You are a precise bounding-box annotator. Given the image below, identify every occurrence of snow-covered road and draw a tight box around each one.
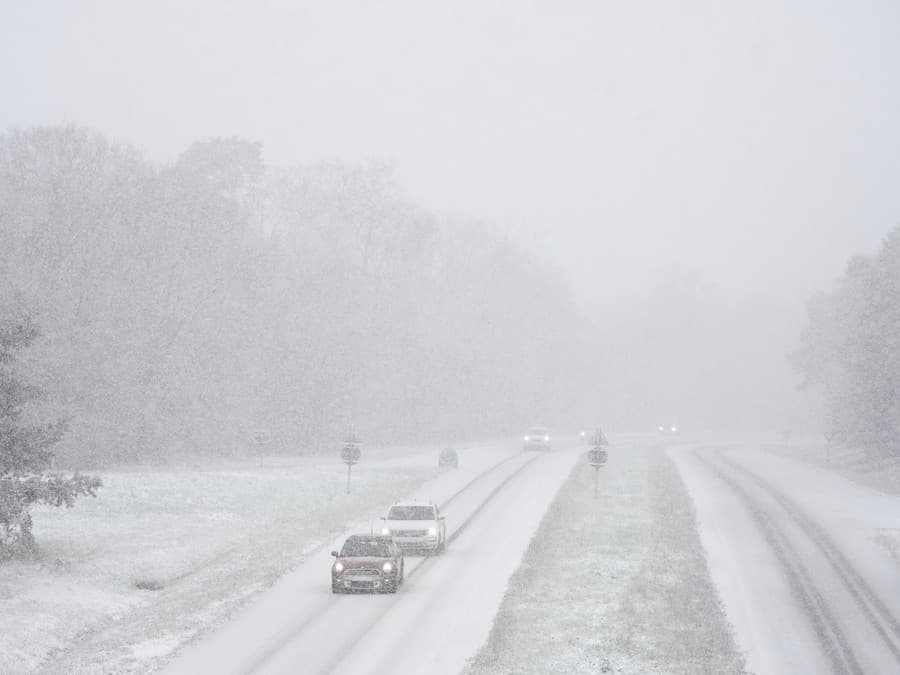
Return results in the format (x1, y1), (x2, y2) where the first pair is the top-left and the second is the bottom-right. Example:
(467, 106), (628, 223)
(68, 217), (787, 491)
(672, 444), (900, 674)
(166, 442), (580, 675)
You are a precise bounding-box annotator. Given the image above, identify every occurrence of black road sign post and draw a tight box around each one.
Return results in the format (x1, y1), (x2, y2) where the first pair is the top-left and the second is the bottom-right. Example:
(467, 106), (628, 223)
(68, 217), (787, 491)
(253, 428), (270, 468)
(341, 427), (361, 494)
(587, 428), (609, 499)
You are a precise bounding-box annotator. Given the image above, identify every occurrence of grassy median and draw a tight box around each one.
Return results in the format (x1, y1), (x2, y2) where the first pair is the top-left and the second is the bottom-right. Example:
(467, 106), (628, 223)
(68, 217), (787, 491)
(466, 438), (746, 675)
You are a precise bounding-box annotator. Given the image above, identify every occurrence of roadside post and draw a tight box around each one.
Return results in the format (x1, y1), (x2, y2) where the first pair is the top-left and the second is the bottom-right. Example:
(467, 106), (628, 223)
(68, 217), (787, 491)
(253, 428), (270, 468)
(587, 428), (609, 499)
(341, 427), (361, 494)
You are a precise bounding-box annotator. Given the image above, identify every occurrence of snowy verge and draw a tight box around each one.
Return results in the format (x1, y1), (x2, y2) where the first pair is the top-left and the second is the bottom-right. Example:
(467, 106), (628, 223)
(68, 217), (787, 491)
(759, 438), (900, 496)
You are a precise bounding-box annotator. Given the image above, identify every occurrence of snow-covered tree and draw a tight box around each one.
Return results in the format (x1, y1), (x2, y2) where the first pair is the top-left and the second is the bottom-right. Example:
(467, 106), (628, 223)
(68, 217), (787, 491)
(0, 315), (101, 558)
(794, 225), (900, 456)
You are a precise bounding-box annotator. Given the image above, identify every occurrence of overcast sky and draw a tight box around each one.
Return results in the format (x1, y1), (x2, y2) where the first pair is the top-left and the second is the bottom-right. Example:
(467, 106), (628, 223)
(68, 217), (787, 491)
(3, 0), (899, 310)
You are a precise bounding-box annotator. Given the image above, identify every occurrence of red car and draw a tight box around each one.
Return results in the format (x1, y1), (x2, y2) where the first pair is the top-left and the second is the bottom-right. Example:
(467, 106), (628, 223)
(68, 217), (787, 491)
(331, 534), (405, 593)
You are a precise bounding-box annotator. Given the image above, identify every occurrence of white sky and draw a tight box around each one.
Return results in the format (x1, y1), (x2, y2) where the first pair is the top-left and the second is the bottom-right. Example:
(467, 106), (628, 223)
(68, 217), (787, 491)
(3, 0), (899, 309)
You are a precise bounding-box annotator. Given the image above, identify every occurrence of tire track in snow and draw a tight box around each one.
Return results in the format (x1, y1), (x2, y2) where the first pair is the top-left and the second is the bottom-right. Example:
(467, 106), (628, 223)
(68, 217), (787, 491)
(695, 450), (864, 675)
(312, 450), (546, 675)
(714, 451), (900, 665)
(239, 449), (543, 674)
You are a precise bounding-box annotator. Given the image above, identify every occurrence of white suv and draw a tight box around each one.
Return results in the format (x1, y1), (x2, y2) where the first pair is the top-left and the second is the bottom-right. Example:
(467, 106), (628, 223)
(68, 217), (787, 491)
(379, 501), (446, 554)
(523, 426), (551, 450)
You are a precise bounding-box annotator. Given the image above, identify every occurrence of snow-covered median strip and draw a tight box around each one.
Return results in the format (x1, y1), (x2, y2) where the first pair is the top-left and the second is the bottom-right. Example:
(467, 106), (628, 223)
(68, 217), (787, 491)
(467, 436), (745, 675)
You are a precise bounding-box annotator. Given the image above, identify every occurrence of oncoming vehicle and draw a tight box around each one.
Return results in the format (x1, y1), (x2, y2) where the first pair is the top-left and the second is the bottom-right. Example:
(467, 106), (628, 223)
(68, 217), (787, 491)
(438, 447), (458, 469)
(523, 426), (551, 450)
(380, 501), (446, 554)
(658, 424), (680, 435)
(331, 534), (404, 593)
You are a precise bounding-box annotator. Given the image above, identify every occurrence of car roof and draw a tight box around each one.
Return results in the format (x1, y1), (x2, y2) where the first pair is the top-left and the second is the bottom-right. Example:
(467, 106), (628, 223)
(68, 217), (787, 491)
(346, 534), (393, 542)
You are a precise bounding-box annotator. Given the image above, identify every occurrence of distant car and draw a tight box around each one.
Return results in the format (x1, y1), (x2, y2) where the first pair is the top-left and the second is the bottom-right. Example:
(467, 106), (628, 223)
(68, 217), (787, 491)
(438, 447), (458, 469)
(658, 424), (680, 435)
(331, 534), (404, 593)
(379, 501), (446, 554)
(523, 426), (551, 450)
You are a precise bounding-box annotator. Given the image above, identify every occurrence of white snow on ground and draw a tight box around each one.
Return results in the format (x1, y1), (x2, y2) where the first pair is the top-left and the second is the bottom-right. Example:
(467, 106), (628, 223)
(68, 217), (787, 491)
(0, 442), (513, 674)
(671, 443), (900, 675)
(670, 445), (828, 674)
(166, 444), (581, 675)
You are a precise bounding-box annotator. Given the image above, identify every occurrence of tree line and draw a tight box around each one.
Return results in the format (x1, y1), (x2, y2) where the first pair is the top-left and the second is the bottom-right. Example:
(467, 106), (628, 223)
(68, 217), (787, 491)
(794, 225), (900, 456)
(0, 125), (585, 467)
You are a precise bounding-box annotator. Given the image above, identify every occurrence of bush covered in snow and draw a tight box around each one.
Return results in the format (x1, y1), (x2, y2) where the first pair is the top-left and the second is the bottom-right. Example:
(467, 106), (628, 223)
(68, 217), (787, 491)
(0, 315), (100, 558)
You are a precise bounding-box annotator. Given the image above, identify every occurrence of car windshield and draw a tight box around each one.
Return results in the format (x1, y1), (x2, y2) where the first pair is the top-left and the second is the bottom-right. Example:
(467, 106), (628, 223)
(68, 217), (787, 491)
(528, 428), (547, 436)
(340, 538), (392, 557)
(387, 506), (435, 520)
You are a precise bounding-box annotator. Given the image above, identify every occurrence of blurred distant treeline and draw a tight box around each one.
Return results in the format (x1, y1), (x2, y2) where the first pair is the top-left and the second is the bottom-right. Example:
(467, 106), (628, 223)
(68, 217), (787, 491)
(794, 226), (900, 456)
(0, 126), (584, 465)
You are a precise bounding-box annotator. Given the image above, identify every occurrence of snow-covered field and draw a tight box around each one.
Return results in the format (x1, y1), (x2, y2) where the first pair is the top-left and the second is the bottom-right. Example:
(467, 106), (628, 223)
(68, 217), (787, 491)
(0, 445), (463, 674)
(466, 434), (746, 675)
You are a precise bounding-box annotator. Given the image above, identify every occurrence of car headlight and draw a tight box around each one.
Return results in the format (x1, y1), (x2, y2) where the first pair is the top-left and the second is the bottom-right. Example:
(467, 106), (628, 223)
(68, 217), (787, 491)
(523, 436), (529, 441)
(333, 562), (344, 573)
(380, 527), (391, 535)
(671, 426), (678, 432)
(427, 527), (437, 536)
(382, 561), (393, 572)
(544, 435), (550, 442)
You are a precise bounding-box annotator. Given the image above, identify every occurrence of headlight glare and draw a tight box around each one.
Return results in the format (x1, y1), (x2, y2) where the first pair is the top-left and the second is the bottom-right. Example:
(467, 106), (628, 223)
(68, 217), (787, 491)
(382, 561), (393, 572)
(427, 527), (437, 536)
(334, 562), (344, 573)
(381, 527), (391, 535)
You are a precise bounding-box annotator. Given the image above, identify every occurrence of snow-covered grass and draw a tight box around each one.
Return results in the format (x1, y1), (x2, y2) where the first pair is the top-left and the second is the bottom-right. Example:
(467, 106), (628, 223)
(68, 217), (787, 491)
(764, 438), (900, 496)
(466, 437), (746, 675)
(0, 451), (441, 674)
(753, 438), (900, 567)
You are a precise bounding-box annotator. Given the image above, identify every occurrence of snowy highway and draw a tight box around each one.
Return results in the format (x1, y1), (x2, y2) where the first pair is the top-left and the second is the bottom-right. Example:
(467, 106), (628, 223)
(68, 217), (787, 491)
(166, 441), (581, 675)
(672, 444), (900, 675)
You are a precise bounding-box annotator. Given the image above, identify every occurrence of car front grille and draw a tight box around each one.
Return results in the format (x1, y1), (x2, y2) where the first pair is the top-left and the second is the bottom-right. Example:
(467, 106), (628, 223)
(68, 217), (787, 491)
(395, 530), (429, 537)
(346, 569), (381, 577)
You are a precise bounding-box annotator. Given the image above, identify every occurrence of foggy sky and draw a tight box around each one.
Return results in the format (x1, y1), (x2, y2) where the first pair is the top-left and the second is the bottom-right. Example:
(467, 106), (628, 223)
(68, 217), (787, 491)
(3, 0), (900, 310)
